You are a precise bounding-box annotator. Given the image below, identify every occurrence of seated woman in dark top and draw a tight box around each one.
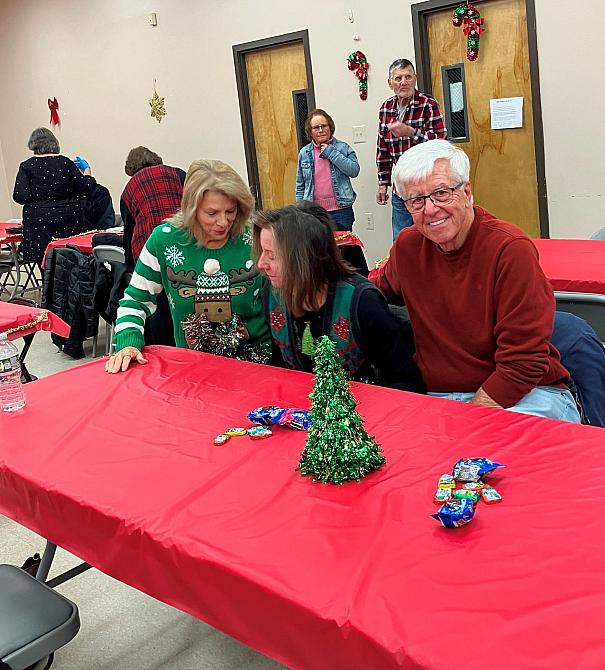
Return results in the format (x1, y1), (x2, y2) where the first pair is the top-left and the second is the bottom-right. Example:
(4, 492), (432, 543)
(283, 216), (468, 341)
(252, 203), (424, 392)
(73, 156), (115, 230)
(13, 128), (99, 265)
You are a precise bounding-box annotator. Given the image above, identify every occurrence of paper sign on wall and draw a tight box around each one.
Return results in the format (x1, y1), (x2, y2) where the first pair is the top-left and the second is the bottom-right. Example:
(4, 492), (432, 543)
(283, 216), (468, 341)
(490, 97), (523, 130)
(449, 82), (464, 113)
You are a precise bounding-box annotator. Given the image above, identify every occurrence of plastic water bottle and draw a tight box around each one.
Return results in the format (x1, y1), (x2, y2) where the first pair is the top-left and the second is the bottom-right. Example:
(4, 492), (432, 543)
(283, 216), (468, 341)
(0, 332), (26, 412)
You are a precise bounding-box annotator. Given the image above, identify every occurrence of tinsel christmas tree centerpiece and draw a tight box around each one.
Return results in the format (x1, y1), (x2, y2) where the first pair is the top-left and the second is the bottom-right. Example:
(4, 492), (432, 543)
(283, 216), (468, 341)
(298, 336), (385, 484)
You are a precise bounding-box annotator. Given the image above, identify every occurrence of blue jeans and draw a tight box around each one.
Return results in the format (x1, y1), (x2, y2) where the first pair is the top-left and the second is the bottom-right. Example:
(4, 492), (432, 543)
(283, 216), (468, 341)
(329, 206), (355, 232)
(428, 386), (581, 423)
(392, 193), (413, 240)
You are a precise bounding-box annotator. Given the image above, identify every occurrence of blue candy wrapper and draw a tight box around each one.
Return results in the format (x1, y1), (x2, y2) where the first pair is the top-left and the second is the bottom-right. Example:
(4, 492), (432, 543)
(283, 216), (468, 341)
(452, 457), (504, 482)
(247, 406), (311, 431)
(432, 498), (476, 528)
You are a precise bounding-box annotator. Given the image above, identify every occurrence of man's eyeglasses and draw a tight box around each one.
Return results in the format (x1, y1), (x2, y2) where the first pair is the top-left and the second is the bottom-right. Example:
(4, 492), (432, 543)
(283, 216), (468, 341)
(311, 124), (330, 131)
(403, 182), (465, 213)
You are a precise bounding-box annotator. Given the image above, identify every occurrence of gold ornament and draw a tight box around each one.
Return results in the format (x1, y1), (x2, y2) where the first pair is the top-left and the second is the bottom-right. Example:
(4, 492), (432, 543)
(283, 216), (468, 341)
(149, 79), (166, 123)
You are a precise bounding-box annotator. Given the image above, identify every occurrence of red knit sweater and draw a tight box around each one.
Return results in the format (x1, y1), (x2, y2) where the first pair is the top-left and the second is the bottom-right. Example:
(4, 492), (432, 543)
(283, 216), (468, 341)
(375, 207), (569, 407)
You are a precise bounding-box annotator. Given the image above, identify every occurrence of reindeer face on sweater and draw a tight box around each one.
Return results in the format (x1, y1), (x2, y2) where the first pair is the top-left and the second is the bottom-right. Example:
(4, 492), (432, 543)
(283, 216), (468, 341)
(167, 259), (259, 326)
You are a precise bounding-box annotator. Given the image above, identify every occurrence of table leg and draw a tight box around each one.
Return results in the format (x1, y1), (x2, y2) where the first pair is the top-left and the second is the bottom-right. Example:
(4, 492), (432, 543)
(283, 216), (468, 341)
(19, 333), (36, 383)
(8, 244), (21, 300)
(35, 540), (92, 586)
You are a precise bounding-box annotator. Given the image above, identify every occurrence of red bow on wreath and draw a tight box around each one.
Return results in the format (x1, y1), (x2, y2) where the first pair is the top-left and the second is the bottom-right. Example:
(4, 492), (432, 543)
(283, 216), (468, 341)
(452, 2), (485, 61)
(48, 98), (60, 127)
(347, 51), (369, 100)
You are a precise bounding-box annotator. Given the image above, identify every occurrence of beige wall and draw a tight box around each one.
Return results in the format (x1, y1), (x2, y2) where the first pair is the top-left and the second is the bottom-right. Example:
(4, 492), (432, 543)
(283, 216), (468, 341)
(0, 0), (603, 263)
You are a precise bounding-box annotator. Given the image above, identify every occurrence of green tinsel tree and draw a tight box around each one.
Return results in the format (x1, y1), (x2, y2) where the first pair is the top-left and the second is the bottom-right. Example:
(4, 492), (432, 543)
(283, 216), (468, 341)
(298, 336), (385, 484)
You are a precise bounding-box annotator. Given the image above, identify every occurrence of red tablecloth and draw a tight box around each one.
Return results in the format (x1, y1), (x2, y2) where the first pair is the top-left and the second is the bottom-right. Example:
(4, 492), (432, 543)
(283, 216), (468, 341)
(333, 231), (364, 247)
(369, 239), (605, 294)
(44, 232), (98, 258)
(532, 238), (605, 294)
(0, 301), (70, 340)
(0, 222), (22, 245)
(1, 347), (604, 669)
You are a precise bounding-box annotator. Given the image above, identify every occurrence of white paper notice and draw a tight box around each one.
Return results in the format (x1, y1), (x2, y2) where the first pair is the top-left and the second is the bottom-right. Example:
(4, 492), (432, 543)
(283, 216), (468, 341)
(449, 82), (464, 113)
(490, 96), (523, 130)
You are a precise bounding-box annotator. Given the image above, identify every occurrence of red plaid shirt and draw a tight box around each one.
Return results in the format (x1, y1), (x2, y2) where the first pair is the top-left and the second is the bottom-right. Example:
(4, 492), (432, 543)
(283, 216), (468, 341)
(376, 91), (447, 187)
(121, 165), (186, 262)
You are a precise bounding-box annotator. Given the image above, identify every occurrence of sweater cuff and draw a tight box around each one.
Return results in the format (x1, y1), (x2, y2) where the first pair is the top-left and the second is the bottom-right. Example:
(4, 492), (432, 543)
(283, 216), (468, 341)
(481, 373), (528, 409)
(114, 329), (145, 353)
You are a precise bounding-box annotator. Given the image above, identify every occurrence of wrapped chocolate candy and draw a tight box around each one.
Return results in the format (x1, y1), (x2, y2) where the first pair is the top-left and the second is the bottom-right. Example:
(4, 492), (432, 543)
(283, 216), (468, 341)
(247, 405), (312, 431)
(225, 427), (248, 436)
(462, 481), (486, 491)
(481, 486), (503, 504)
(452, 489), (480, 502)
(452, 457), (504, 482)
(438, 474), (456, 489)
(247, 426), (273, 440)
(433, 487), (452, 505)
(432, 498), (476, 528)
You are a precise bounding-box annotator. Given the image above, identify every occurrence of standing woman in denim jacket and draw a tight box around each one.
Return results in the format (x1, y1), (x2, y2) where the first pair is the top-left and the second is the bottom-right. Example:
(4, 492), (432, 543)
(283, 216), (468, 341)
(295, 109), (360, 231)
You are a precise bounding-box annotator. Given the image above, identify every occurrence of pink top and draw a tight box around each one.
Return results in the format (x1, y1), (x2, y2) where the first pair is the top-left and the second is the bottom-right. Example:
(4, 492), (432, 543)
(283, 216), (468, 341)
(312, 142), (338, 211)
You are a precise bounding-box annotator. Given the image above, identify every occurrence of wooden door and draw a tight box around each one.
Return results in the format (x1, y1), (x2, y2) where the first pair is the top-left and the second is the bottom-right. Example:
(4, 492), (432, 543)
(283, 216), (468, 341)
(245, 43), (308, 209)
(426, 0), (540, 236)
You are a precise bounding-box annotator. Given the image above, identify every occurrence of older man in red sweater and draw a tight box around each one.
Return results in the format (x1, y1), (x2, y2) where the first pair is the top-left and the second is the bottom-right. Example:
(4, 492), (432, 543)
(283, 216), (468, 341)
(373, 139), (580, 422)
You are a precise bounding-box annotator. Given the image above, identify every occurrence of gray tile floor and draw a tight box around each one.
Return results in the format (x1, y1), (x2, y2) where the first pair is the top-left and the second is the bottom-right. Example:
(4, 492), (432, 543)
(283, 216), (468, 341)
(2, 331), (286, 670)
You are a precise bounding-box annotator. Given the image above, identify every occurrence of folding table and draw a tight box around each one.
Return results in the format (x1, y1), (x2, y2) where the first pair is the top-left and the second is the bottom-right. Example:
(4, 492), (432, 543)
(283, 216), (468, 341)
(1, 347), (604, 669)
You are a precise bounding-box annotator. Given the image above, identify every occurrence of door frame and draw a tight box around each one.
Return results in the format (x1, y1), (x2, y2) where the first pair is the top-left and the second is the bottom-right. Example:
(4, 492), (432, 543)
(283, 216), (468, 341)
(233, 30), (316, 209)
(411, 0), (549, 237)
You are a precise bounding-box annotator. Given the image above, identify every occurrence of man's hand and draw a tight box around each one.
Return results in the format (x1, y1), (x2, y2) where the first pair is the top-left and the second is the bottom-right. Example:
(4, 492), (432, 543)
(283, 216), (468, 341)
(388, 121), (416, 139)
(471, 387), (502, 409)
(376, 185), (389, 205)
(105, 347), (148, 374)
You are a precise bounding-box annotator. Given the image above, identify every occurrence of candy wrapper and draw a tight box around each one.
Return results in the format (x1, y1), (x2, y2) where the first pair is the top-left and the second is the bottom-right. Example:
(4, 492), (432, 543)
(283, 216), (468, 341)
(452, 489), (480, 502)
(247, 406), (312, 431)
(433, 487), (452, 504)
(481, 486), (503, 504)
(452, 457), (504, 482)
(438, 474), (456, 489)
(432, 498), (476, 528)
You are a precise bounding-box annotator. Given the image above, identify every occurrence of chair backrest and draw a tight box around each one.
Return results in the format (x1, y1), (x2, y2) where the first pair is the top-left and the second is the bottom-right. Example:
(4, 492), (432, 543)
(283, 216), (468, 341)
(590, 226), (605, 240)
(554, 292), (605, 342)
(552, 311), (605, 427)
(92, 245), (125, 264)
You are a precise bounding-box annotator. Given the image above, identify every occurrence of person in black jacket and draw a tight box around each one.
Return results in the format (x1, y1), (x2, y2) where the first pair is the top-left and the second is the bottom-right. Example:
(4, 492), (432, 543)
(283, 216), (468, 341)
(74, 156), (115, 230)
(252, 203), (424, 393)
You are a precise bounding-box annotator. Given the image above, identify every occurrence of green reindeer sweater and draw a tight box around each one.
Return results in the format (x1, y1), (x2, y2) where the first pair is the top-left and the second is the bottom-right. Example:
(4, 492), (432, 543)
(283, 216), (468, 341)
(114, 220), (269, 353)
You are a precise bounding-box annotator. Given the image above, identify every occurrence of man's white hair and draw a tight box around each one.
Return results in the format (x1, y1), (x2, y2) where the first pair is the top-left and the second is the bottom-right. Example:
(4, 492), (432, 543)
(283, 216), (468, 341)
(393, 139), (470, 197)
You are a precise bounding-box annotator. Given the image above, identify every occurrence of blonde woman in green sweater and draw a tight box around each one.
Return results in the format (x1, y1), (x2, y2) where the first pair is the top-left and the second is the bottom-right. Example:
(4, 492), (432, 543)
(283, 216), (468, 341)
(105, 159), (271, 373)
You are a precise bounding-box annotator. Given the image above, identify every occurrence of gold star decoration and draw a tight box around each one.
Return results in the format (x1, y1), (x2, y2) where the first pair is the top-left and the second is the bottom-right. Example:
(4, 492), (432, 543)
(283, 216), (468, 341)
(149, 80), (166, 123)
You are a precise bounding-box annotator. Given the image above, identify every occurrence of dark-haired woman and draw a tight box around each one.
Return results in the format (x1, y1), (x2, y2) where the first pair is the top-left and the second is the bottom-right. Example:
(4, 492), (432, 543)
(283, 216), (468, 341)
(253, 204), (424, 392)
(13, 127), (98, 264)
(295, 109), (359, 232)
(120, 146), (186, 266)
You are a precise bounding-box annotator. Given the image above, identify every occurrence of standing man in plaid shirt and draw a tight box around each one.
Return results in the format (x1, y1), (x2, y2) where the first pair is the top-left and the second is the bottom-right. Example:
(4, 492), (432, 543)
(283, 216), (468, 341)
(376, 59), (447, 239)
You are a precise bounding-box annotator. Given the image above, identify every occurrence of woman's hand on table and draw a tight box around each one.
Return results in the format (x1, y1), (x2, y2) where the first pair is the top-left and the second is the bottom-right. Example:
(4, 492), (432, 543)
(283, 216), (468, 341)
(105, 347), (148, 373)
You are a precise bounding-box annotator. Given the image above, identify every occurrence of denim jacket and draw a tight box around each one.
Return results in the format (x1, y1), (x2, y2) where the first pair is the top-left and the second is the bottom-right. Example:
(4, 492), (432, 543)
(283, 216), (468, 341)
(295, 138), (360, 207)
